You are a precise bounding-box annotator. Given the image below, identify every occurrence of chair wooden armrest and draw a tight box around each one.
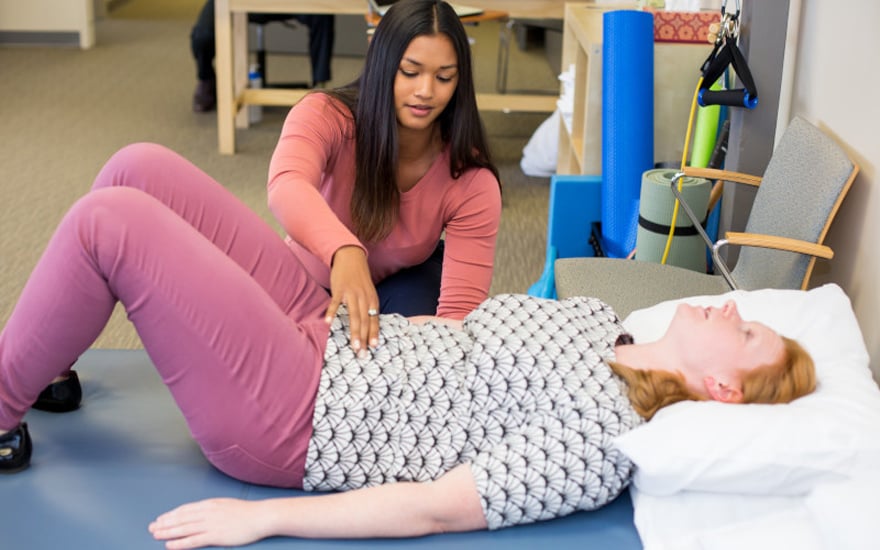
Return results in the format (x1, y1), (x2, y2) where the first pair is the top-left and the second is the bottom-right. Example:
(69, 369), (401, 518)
(711, 232), (835, 291)
(683, 166), (763, 187)
(681, 167), (762, 213)
(723, 232), (834, 259)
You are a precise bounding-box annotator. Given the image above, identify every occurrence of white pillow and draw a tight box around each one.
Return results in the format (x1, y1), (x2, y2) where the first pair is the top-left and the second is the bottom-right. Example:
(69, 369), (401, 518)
(613, 283), (880, 496)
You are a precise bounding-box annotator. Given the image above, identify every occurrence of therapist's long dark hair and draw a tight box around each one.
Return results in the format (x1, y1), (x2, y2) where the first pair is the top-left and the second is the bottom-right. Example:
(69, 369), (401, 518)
(324, 0), (499, 242)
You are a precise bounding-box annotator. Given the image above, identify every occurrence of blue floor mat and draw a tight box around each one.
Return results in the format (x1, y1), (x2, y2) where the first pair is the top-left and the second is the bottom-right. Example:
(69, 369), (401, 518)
(4, 349), (642, 549)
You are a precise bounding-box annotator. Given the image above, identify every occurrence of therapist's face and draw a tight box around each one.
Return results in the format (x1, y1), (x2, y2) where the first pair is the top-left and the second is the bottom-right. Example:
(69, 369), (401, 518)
(393, 34), (459, 132)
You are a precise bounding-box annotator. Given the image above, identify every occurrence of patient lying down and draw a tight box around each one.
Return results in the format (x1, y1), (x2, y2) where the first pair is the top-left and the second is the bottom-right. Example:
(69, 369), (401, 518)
(140, 297), (814, 549)
(4, 296), (813, 549)
(2, 288), (815, 548)
(1, 285), (815, 548)
(0, 224), (817, 549)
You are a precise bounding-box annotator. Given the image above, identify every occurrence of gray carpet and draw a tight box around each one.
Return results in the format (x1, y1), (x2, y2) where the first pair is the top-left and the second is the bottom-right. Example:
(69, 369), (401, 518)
(0, 12), (555, 349)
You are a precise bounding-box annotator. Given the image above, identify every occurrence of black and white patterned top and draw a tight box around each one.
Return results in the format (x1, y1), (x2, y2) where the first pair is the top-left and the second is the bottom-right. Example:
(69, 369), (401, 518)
(303, 294), (643, 529)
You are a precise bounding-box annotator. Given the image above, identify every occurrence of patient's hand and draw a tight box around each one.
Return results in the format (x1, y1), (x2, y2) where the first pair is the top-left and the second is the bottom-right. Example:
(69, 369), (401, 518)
(149, 498), (270, 549)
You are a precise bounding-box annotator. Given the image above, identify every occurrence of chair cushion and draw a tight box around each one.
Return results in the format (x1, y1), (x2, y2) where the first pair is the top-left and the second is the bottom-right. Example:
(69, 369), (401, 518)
(554, 257), (729, 318)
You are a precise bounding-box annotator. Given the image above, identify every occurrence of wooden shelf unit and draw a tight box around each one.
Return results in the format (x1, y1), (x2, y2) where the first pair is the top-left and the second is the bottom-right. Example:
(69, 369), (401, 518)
(557, 2), (713, 175)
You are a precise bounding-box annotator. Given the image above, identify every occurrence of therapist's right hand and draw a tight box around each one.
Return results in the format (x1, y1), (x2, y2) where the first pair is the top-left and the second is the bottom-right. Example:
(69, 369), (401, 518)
(325, 246), (380, 357)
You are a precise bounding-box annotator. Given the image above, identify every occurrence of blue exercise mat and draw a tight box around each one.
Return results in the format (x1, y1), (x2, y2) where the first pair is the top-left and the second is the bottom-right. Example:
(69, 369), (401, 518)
(6, 349), (643, 549)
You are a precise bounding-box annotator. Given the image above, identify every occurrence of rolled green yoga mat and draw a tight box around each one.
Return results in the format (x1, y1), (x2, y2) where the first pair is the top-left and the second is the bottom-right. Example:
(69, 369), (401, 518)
(636, 169), (711, 272)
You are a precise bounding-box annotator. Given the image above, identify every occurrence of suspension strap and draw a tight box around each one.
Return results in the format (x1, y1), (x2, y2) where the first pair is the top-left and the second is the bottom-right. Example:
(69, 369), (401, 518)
(698, 1), (758, 109)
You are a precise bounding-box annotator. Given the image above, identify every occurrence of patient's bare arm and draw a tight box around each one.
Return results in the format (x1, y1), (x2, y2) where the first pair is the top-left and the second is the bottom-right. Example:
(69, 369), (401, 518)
(149, 464), (486, 548)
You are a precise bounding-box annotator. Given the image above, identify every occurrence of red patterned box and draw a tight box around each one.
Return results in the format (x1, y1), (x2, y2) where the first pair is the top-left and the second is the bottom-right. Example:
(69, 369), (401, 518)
(651, 11), (720, 44)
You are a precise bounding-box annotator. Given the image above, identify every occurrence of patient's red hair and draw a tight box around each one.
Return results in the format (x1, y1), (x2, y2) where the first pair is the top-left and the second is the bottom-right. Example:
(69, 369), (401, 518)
(609, 336), (816, 420)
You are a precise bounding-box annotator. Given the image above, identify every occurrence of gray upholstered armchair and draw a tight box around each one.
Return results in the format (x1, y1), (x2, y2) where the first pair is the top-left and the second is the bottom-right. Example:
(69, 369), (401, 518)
(553, 116), (859, 318)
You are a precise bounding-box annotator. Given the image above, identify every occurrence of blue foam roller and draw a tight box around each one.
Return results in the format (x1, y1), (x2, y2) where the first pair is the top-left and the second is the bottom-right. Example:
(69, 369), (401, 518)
(601, 10), (654, 258)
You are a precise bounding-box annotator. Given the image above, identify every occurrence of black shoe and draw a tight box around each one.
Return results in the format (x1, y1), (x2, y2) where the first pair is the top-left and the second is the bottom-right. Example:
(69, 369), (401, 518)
(193, 79), (216, 112)
(32, 370), (82, 413)
(0, 423), (32, 473)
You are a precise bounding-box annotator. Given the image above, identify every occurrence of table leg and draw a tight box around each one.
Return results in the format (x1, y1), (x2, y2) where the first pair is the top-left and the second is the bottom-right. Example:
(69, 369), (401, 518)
(215, 0), (236, 154)
(233, 13), (250, 130)
(495, 17), (513, 94)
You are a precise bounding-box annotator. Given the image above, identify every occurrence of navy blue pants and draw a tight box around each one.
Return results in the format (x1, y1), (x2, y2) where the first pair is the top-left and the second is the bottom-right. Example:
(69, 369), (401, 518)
(376, 241), (444, 317)
(190, 0), (334, 85)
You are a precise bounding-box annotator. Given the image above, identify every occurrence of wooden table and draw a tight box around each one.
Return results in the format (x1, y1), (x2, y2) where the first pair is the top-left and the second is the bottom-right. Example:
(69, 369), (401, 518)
(215, 0), (566, 154)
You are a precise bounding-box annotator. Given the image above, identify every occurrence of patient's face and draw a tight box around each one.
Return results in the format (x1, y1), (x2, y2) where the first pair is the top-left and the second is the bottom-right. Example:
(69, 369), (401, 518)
(668, 300), (785, 383)
(393, 33), (459, 133)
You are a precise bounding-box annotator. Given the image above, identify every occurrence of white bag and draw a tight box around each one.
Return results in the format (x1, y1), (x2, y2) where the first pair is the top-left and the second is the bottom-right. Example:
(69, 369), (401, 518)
(520, 109), (560, 177)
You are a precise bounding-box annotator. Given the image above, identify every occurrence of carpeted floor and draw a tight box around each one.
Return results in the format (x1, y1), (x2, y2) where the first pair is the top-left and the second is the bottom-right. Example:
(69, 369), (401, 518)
(0, 4), (556, 349)
(106, 0), (204, 19)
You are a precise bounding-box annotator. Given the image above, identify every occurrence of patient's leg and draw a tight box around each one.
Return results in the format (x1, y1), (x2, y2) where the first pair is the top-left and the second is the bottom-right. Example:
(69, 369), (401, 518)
(92, 142), (307, 310)
(42, 143), (320, 409)
(0, 187), (328, 485)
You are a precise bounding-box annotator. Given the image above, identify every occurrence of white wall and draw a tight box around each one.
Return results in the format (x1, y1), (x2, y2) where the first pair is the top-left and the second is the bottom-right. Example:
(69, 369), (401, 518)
(791, 0), (879, 380)
(0, 0), (95, 48)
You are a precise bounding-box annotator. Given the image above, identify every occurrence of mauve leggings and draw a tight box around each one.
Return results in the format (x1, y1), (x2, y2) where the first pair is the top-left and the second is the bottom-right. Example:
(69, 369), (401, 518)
(0, 143), (332, 487)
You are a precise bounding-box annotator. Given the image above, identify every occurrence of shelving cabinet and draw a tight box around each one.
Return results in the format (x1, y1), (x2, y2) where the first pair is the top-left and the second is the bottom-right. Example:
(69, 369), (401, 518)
(557, 2), (713, 174)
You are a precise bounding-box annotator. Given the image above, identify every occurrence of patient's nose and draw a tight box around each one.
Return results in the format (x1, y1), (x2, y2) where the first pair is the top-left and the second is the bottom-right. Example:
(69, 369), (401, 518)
(722, 300), (741, 320)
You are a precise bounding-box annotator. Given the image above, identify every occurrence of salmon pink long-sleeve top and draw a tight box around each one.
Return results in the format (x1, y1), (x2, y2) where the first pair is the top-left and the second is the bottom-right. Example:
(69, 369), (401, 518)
(267, 93), (502, 319)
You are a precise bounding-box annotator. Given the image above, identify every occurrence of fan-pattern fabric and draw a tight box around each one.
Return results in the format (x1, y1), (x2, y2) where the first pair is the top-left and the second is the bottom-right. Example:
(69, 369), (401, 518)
(303, 295), (642, 528)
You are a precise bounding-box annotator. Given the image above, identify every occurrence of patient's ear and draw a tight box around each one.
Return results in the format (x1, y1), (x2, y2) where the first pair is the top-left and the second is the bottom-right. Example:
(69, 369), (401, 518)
(703, 376), (744, 403)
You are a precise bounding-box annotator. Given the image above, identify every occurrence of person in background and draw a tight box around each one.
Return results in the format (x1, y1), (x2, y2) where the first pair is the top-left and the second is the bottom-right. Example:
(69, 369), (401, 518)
(190, 0), (334, 112)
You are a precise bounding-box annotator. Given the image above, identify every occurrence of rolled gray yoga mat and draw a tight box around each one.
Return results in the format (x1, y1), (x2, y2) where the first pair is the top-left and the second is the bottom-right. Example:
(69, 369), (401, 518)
(635, 169), (711, 272)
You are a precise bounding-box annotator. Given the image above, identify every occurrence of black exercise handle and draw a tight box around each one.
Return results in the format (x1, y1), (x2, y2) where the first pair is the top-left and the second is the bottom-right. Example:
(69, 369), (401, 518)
(699, 37), (758, 110)
(699, 88), (758, 108)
